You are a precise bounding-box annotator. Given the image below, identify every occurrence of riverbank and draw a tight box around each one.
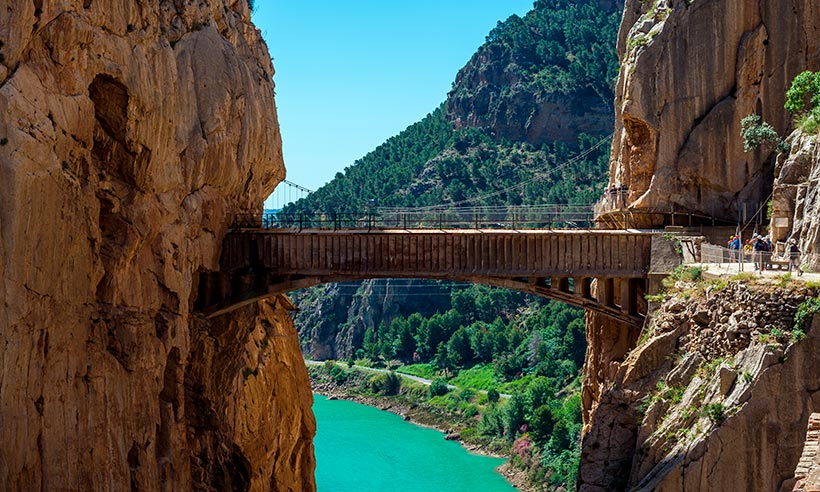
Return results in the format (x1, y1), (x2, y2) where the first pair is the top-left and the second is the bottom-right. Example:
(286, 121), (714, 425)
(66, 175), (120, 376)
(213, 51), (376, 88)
(308, 363), (539, 492)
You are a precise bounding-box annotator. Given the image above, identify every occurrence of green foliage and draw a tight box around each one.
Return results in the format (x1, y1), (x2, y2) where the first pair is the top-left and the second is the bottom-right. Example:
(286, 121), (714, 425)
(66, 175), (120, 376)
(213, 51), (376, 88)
(368, 371), (401, 395)
(323, 361), (348, 384)
(702, 402), (726, 424)
(796, 112), (820, 135)
(794, 297), (820, 332)
(396, 363), (435, 380)
(662, 265), (703, 289)
(448, 364), (496, 390)
(480, 0), (620, 107)
(740, 115), (788, 154)
(487, 388), (500, 403)
(429, 378), (450, 397)
(785, 71), (820, 117)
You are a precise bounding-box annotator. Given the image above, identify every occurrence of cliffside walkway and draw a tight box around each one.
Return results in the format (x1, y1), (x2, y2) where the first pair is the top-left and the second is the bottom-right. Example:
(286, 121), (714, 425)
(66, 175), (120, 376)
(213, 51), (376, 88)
(198, 210), (664, 326)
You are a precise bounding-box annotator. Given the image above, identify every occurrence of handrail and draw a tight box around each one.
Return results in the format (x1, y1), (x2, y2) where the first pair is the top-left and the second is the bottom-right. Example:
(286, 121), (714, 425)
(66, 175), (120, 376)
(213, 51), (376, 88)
(234, 204), (596, 230)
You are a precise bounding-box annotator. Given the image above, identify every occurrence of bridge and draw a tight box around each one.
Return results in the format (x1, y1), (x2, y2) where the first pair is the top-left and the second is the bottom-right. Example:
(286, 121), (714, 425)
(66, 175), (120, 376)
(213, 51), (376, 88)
(197, 209), (663, 326)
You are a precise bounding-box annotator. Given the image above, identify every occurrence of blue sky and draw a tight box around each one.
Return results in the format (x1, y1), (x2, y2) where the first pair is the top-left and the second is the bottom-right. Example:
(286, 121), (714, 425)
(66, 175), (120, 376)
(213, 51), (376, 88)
(253, 1), (534, 209)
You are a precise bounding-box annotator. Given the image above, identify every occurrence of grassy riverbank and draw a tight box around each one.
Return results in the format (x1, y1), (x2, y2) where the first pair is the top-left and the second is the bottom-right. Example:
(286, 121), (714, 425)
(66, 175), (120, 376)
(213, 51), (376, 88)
(308, 361), (581, 491)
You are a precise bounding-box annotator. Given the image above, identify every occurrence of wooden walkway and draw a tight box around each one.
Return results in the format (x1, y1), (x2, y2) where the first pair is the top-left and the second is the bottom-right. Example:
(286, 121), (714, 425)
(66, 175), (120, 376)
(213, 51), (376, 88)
(198, 229), (656, 325)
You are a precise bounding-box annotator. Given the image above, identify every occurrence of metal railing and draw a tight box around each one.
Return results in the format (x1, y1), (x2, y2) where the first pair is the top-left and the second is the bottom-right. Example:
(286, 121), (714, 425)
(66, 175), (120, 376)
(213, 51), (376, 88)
(233, 204), (596, 230)
(594, 188), (629, 217)
(697, 243), (815, 274)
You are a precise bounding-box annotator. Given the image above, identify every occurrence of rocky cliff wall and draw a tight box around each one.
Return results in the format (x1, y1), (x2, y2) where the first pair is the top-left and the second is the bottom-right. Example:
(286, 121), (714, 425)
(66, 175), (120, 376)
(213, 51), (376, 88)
(607, 0), (820, 225)
(0, 1), (314, 490)
(771, 131), (820, 271)
(581, 278), (819, 492)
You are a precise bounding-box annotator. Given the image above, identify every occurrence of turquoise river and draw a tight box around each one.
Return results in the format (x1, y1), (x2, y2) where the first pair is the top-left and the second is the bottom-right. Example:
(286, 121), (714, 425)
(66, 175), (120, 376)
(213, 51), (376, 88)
(313, 394), (517, 492)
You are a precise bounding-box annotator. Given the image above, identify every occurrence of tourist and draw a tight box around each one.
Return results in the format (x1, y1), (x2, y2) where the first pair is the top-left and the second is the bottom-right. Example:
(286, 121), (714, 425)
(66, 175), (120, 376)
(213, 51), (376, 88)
(727, 234), (741, 262)
(789, 238), (802, 276)
(753, 234), (768, 271)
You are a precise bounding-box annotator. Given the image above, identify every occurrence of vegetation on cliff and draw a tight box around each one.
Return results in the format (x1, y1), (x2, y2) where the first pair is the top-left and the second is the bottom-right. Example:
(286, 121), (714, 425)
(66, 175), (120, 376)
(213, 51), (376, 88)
(452, 0), (621, 110)
(786, 71), (820, 134)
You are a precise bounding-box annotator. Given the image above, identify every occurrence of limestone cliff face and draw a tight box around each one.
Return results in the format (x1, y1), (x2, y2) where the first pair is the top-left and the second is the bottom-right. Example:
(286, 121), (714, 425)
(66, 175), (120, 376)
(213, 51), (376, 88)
(607, 0), (820, 224)
(581, 280), (819, 491)
(0, 1), (314, 490)
(771, 131), (820, 271)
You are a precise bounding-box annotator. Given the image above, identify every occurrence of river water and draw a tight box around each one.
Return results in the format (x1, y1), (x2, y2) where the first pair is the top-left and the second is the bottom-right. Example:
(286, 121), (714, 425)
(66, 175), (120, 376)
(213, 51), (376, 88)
(313, 394), (517, 492)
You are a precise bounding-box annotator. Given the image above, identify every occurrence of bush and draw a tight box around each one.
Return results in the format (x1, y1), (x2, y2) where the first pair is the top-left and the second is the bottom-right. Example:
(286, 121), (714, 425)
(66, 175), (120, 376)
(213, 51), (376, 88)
(429, 378), (450, 397)
(740, 115), (788, 153)
(703, 402), (726, 424)
(794, 297), (820, 332)
(368, 372), (401, 395)
(487, 388), (500, 403)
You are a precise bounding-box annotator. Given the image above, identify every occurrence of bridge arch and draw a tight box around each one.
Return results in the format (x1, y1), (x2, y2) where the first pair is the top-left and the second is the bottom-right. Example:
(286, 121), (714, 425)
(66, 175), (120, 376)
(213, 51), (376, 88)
(197, 229), (654, 326)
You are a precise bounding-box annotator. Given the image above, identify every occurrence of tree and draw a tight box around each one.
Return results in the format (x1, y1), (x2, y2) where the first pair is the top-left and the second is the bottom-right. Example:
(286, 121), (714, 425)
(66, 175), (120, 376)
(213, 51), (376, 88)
(785, 71), (820, 115)
(446, 327), (473, 367)
(786, 71), (820, 134)
(530, 404), (556, 444)
(740, 115), (788, 154)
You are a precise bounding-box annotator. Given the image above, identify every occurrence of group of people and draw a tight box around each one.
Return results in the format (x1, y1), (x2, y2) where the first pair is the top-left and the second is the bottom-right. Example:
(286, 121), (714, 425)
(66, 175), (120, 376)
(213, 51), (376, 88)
(726, 233), (802, 275)
(600, 184), (629, 210)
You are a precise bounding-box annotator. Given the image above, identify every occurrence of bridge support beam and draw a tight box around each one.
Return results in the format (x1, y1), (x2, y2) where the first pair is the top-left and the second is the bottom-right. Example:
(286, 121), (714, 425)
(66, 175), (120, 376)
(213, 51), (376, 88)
(621, 278), (638, 316)
(551, 277), (569, 293)
(574, 277), (592, 299)
(598, 278), (615, 308)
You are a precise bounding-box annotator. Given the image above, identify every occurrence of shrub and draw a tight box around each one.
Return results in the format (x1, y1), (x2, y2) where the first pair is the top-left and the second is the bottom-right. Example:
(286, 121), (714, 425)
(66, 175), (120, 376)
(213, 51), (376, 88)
(794, 297), (820, 332)
(740, 115), (788, 153)
(487, 388), (500, 403)
(429, 378), (450, 397)
(786, 71), (820, 115)
(368, 371), (401, 395)
(703, 402), (726, 424)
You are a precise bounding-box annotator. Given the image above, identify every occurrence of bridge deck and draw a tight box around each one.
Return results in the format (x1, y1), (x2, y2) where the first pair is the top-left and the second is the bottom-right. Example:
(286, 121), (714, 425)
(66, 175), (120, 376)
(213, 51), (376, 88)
(221, 228), (652, 279)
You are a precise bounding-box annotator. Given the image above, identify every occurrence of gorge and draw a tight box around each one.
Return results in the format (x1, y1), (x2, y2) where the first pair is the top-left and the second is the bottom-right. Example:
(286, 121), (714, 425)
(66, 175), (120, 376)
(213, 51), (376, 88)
(4, 1), (820, 492)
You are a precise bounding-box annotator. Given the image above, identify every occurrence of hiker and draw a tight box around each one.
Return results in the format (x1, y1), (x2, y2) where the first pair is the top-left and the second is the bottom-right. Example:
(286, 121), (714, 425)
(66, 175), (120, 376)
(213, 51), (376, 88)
(727, 234), (741, 262)
(753, 234), (768, 271)
(763, 235), (773, 270)
(788, 238), (802, 276)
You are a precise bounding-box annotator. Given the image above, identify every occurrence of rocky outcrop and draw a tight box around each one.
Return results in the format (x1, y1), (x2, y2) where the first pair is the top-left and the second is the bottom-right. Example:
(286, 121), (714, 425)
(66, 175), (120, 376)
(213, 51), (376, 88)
(445, 0), (623, 146)
(581, 277), (819, 492)
(446, 46), (613, 146)
(771, 131), (820, 271)
(0, 1), (314, 491)
(606, 0), (820, 225)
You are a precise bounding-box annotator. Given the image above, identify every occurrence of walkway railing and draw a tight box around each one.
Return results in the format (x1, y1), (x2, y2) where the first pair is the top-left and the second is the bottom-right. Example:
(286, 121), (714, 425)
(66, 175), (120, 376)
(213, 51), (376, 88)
(234, 205), (596, 230)
(697, 243), (817, 274)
